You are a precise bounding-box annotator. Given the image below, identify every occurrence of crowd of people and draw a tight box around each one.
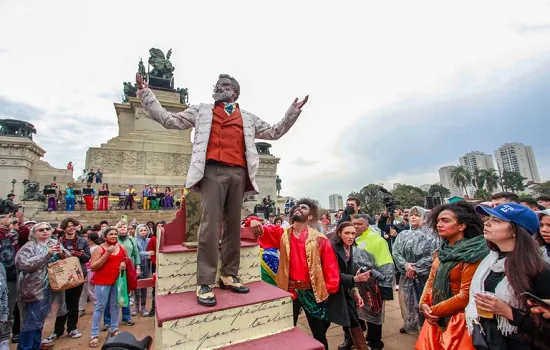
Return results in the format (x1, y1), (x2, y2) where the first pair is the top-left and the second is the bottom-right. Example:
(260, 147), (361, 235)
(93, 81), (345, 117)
(38, 182), (178, 212)
(0, 213), (162, 349)
(244, 193), (550, 350)
(2, 190), (550, 349)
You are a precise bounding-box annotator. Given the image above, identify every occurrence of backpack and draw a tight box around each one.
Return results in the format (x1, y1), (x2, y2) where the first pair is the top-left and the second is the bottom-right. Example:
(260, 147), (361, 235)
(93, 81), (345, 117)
(0, 237), (16, 281)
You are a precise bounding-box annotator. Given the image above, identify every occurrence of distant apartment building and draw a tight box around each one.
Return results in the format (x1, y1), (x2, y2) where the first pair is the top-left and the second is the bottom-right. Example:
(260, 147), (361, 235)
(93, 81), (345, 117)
(439, 166), (463, 197)
(495, 143), (541, 183)
(459, 151), (495, 173)
(329, 194), (344, 211)
(459, 151), (495, 194)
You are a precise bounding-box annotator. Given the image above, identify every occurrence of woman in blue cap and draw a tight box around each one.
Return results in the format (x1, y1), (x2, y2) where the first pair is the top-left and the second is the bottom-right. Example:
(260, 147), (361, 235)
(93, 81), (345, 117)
(466, 203), (550, 349)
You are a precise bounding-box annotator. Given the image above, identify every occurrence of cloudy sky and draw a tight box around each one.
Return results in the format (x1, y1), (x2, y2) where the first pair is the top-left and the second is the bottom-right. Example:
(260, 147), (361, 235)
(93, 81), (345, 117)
(1, 0), (549, 207)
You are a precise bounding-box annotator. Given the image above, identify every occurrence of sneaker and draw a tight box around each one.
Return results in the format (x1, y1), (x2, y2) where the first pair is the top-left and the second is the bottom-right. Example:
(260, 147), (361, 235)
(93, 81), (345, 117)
(101, 325), (110, 332)
(142, 310), (150, 317)
(131, 310), (138, 317)
(69, 329), (82, 339)
(10, 334), (19, 344)
(121, 319), (135, 326)
(41, 333), (59, 344)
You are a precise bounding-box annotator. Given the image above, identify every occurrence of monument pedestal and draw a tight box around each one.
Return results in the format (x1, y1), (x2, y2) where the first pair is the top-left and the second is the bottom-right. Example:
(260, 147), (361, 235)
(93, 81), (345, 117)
(153, 197), (323, 349)
(85, 89), (192, 186)
(0, 134), (45, 199)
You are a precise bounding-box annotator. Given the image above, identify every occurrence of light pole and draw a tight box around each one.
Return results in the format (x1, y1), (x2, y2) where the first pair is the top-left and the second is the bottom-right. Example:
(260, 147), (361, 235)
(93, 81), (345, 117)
(11, 179), (16, 194)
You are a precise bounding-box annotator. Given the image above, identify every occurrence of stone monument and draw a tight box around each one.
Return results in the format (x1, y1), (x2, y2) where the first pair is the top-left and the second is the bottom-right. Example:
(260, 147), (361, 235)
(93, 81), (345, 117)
(0, 119), (72, 200)
(86, 49), (192, 186)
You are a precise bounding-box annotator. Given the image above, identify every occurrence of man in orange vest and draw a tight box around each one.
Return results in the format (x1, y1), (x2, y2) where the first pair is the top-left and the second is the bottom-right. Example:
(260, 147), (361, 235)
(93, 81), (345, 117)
(137, 73), (308, 306)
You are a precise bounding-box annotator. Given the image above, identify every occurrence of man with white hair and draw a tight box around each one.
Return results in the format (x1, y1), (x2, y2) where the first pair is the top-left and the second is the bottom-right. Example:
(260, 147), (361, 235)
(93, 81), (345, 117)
(137, 73), (308, 306)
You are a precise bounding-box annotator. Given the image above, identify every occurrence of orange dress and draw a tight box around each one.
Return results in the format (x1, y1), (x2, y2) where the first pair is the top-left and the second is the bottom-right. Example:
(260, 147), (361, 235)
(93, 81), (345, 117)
(415, 253), (481, 350)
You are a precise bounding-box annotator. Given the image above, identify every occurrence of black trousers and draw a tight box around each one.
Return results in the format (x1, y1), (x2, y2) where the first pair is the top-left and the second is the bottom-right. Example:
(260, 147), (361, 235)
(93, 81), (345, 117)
(293, 298), (331, 350)
(344, 319), (384, 348)
(54, 284), (84, 335)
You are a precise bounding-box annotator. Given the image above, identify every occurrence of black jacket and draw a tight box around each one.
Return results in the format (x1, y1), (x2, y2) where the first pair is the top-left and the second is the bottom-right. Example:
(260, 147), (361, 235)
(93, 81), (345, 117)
(327, 241), (357, 328)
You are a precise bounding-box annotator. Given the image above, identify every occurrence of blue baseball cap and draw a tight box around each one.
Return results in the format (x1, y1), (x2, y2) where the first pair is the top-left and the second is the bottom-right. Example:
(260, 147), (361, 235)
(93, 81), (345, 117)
(475, 203), (540, 235)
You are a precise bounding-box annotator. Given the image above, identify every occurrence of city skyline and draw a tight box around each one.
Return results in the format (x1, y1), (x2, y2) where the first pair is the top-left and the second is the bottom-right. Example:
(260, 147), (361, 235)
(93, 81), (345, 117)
(438, 142), (543, 197)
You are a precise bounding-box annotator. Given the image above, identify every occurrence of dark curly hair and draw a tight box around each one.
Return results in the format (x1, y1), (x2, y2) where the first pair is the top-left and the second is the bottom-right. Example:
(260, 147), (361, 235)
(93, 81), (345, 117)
(428, 201), (483, 239)
(292, 198), (320, 222)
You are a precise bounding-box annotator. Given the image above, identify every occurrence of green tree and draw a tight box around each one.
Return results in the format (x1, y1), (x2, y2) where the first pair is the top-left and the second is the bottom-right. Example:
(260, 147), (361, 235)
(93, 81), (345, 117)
(480, 168), (500, 193)
(348, 184), (385, 216)
(502, 171), (527, 193)
(470, 168), (485, 191)
(428, 184), (451, 198)
(450, 166), (471, 197)
(392, 184), (427, 208)
(473, 188), (490, 200)
(531, 181), (550, 197)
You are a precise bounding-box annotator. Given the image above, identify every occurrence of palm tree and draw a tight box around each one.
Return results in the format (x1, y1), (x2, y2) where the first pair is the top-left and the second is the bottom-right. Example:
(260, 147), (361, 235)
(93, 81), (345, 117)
(451, 166), (471, 197)
(480, 168), (500, 193)
(471, 168), (486, 191)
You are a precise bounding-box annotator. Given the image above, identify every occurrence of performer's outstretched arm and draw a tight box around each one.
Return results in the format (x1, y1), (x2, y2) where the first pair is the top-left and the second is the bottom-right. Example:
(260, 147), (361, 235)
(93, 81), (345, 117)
(136, 73), (198, 130)
(252, 96), (309, 140)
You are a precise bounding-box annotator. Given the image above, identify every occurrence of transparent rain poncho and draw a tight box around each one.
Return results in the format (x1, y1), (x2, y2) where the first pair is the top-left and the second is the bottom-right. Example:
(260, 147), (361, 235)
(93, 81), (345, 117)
(15, 228), (68, 334)
(391, 206), (439, 333)
(353, 247), (394, 325)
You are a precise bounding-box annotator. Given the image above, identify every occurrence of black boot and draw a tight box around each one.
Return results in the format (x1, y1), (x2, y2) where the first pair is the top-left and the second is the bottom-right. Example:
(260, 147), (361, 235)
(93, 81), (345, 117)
(338, 328), (353, 350)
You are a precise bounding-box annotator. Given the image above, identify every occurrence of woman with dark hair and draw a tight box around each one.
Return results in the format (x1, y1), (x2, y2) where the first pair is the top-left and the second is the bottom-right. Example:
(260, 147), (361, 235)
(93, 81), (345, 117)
(392, 206), (439, 334)
(98, 183), (109, 211)
(89, 227), (127, 347)
(535, 209), (550, 264)
(416, 202), (489, 350)
(163, 187), (173, 209)
(331, 222), (369, 350)
(465, 204), (550, 349)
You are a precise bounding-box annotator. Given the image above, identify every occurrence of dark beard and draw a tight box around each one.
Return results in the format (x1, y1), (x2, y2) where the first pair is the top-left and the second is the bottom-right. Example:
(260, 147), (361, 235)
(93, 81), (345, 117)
(291, 215), (307, 223)
(212, 90), (235, 103)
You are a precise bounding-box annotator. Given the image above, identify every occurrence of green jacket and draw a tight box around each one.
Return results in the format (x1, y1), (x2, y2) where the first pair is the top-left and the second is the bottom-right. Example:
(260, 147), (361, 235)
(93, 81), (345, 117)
(118, 236), (140, 267)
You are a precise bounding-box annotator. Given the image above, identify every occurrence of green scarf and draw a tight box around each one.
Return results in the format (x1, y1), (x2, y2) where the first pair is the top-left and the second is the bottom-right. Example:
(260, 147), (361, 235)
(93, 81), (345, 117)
(432, 235), (488, 329)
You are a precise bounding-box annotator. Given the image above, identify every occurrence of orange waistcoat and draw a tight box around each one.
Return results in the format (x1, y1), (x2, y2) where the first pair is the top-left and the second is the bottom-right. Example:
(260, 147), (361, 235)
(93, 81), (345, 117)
(205, 104), (246, 168)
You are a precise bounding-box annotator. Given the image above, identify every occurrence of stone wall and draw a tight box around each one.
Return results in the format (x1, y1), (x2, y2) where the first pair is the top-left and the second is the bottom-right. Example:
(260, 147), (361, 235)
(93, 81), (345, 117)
(0, 135), (45, 199)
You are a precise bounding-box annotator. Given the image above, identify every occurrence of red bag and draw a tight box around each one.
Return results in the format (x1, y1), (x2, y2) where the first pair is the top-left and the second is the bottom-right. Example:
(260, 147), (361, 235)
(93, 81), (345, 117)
(123, 256), (137, 291)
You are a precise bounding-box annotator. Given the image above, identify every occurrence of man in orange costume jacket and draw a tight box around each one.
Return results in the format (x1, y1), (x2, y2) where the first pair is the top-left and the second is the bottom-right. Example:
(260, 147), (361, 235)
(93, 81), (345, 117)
(249, 198), (349, 350)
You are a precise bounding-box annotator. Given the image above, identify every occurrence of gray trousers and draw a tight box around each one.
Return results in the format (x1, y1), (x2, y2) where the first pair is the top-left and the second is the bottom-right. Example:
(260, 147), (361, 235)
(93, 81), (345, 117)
(196, 163), (245, 285)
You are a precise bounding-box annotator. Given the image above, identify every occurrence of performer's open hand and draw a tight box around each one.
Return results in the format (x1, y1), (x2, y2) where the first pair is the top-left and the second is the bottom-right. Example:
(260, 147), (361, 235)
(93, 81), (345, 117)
(292, 96), (309, 110)
(136, 73), (148, 90)
(249, 220), (264, 237)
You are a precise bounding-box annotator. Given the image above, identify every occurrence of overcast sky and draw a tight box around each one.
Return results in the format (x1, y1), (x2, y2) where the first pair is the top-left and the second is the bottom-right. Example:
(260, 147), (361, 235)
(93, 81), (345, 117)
(1, 0), (549, 207)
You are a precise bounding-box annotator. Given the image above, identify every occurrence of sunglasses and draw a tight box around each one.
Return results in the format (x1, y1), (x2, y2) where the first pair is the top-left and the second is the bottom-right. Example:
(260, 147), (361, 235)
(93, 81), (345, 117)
(36, 227), (51, 233)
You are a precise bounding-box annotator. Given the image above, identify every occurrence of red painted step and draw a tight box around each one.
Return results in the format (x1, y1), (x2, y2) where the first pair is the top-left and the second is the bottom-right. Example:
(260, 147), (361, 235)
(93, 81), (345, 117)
(155, 281), (292, 326)
(219, 327), (324, 350)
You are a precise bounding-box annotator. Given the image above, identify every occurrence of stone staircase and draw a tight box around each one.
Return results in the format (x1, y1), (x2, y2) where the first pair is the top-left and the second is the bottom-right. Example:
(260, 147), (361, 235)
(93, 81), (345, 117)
(30, 209), (177, 226)
(152, 199), (323, 349)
